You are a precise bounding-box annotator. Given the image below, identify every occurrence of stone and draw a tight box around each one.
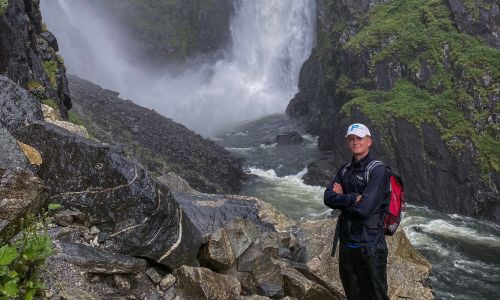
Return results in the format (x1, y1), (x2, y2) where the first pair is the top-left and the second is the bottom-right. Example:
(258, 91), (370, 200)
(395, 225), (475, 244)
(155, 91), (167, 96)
(0, 76), (44, 131)
(113, 274), (131, 296)
(53, 210), (86, 227)
(13, 120), (203, 269)
(46, 120), (89, 138)
(156, 173), (201, 195)
(59, 242), (148, 274)
(59, 288), (96, 300)
(40, 30), (59, 52)
(42, 103), (61, 121)
(291, 217), (433, 299)
(162, 286), (176, 300)
(159, 274), (176, 291)
(146, 268), (163, 284)
(89, 226), (100, 235)
(276, 132), (304, 145)
(0, 168), (48, 241)
(0, 126), (29, 170)
(277, 260), (336, 299)
(97, 232), (111, 244)
(174, 266), (241, 300)
(200, 219), (258, 270)
(16, 141), (43, 166)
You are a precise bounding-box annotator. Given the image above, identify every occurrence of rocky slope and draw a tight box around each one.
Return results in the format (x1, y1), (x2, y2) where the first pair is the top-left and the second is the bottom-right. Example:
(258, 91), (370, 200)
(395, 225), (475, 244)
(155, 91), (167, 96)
(287, 0), (500, 223)
(0, 0), (71, 118)
(67, 75), (244, 194)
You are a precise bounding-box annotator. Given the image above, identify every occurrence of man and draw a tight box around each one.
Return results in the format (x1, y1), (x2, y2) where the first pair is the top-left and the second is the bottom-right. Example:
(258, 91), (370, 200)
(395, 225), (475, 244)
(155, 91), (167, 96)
(324, 123), (390, 300)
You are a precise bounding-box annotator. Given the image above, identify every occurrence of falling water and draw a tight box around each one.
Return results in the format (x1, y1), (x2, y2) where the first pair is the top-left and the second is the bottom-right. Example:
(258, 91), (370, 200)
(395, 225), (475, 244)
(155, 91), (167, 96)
(40, 0), (316, 135)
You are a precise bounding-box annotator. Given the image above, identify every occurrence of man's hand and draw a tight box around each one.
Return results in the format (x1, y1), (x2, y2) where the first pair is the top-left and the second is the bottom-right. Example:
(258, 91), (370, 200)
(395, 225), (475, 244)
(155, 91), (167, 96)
(355, 194), (362, 203)
(333, 183), (343, 194)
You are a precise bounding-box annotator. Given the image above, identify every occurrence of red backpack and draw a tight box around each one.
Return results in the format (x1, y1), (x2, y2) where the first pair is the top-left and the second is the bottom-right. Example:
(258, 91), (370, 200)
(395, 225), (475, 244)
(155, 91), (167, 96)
(364, 161), (405, 236)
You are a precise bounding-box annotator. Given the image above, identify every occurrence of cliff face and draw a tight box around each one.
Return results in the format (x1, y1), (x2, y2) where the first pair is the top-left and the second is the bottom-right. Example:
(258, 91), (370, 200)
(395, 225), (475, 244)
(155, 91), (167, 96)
(287, 0), (499, 222)
(0, 0), (71, 118)
(88, 0), (234, 64)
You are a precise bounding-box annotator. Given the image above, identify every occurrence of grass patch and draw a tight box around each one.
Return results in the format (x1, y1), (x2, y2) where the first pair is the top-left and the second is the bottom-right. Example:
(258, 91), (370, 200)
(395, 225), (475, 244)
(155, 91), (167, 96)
(0, 0), (8, 16)
(42, 60), (58, 89)
(42, 99), (58, 111)
(68, 111), (85, 127)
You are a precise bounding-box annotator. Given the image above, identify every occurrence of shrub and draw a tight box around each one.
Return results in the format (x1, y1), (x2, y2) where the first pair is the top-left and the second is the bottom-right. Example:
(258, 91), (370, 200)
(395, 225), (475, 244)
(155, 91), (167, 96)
(0, 215), (53, 299)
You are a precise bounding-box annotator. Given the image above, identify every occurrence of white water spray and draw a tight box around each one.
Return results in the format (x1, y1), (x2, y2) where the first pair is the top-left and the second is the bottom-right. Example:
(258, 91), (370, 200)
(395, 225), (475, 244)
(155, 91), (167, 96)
(40, 0), (316, 135)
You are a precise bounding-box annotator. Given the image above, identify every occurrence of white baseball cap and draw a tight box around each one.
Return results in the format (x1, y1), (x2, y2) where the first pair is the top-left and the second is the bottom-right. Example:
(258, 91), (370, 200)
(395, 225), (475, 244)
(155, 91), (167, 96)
(345, 123), (371, 138)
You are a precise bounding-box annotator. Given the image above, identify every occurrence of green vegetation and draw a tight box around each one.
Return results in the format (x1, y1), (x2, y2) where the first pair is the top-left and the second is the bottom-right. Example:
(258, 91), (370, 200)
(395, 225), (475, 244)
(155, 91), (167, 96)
(68, 111), (85, 127)
(0, 215), (53, 299)
(334, 0), (499, 176)
(0, 0), (8, 16)
(26, 81), (46, 100)
(42, 99), (58, 111)
(42, 60), (58, 90)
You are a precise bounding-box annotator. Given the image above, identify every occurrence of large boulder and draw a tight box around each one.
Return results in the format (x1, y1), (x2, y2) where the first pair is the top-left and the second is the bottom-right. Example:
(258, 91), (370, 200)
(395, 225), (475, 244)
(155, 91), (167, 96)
(12, 120), (203, 269)
(174, 265), (241, 300)
(0, 167), (48, 241)
(292, 217), (433, 299)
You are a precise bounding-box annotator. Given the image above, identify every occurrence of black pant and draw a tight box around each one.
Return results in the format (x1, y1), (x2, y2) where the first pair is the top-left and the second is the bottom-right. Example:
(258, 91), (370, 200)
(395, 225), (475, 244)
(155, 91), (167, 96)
(339, 243), (389, 300)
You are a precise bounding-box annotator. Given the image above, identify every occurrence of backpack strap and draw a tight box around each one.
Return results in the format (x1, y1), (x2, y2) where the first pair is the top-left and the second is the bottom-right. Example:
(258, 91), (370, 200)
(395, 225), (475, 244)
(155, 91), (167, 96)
(364, 160), (383, 182)
(341, 163), (351, 178)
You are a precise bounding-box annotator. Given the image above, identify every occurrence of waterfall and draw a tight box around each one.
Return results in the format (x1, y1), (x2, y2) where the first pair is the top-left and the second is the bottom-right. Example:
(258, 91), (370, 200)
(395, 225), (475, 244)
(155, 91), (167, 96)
(40, 0), (316, 135)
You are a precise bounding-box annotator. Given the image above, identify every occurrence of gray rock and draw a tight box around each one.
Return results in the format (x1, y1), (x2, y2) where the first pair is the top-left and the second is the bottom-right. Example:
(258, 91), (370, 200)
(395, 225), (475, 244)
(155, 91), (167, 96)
(40, 31), (59, 52)
(13, 120), (203, 268)
(0, 168), (48, 241)
(199, 219), (258, 270)
(0, 125), (29, 170)
(59, 288), (97, 300)
(59, 242), (148, 274)
(174, 266), (241, 300)
(113, 274), (131, 296)
(89, 226), (100, 235)
(146, 268), (163, 284)
(0, 75), (44, 131)
(276, 132), (304, 145)
(159, 274), (176, 291)
(53, 210), (86, 227)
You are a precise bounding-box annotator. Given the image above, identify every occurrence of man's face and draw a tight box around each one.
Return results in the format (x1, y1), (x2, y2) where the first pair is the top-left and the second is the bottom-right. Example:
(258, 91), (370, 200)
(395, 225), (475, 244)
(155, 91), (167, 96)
(346, 135), (372, 156)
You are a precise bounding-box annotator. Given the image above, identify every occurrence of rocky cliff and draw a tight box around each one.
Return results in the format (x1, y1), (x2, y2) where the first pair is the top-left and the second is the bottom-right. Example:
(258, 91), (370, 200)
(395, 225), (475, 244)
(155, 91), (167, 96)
(287, 0), (500, 223)
(0, 0), (71, 118)
(67, 75), (244, 194)
(87, 0), (234, 64)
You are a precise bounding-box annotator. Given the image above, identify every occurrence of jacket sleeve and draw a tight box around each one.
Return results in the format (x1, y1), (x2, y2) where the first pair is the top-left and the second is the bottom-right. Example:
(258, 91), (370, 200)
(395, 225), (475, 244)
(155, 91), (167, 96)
(323, 166), (358, 210)
(347, 164), (389, 219)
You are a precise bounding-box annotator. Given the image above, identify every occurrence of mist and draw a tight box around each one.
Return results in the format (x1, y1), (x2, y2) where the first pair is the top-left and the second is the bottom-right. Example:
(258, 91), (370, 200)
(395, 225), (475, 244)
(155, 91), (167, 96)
(40, 0), (316, 136)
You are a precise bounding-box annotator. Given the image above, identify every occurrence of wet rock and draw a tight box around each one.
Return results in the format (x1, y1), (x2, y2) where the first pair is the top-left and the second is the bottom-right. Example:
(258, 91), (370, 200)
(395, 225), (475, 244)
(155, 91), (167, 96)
(146, 268), (163, 284)
(40, 31), (59, 52)
(276, 132), (304, 145)
(0, 75), (44, 130)
(13, 120), (203, 269)
(277, 260), (336, 300)
(46, 120), (89, 138)
(174, 265), (241, 300)
(59, 242), (148, 274)
(0, 168), (48, 241)
(0, 126), (29, 170)
(199, 219), (259, 270)
(159, 274), (176, 291)
(53, 210), (86, 227)
(174, 192), (295, 243)
(292, 217), (433, 299)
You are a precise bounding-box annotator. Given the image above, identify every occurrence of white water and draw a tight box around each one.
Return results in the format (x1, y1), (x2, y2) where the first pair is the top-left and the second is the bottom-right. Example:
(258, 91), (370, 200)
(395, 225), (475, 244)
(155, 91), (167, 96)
(40, 0), (316, 135)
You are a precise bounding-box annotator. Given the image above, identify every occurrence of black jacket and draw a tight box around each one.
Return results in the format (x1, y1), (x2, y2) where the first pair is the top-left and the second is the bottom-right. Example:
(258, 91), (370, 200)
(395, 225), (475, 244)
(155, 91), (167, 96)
(324, 153), (389, 246)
